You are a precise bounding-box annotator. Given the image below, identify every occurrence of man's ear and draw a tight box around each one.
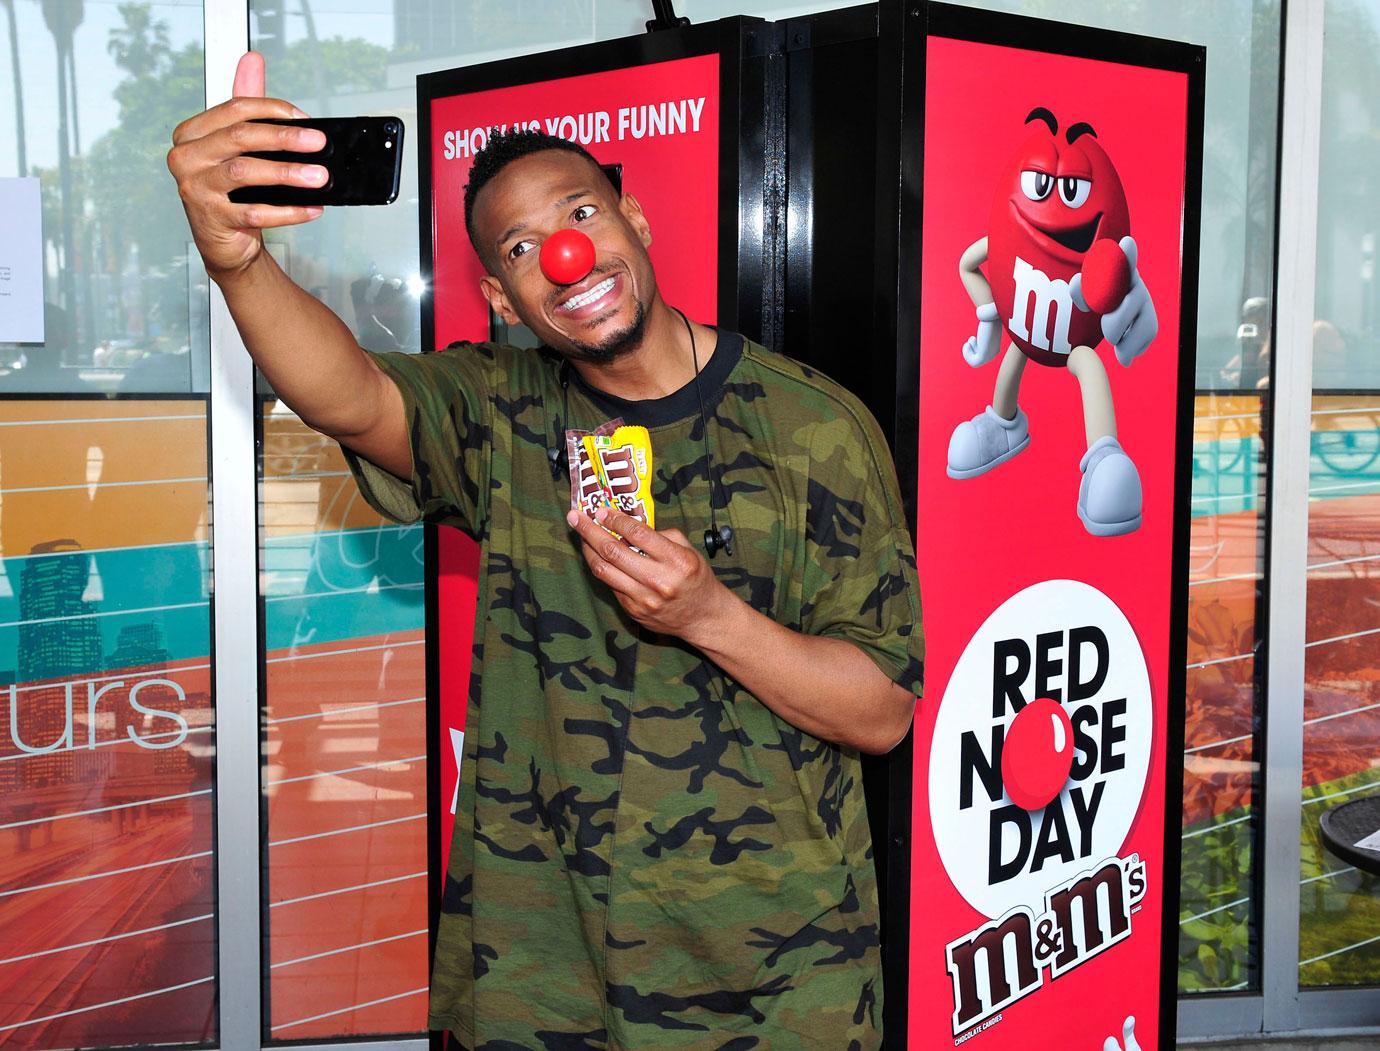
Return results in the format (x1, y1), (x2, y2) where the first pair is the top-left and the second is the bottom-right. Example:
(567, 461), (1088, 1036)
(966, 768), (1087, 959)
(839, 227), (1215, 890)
(619, 192), (653, 249)
(480, 275), (521, 326)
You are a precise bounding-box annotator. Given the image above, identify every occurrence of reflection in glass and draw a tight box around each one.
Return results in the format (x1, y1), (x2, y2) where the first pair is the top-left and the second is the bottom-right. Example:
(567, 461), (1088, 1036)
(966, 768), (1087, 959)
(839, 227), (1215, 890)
(0, 401), (215, 1044)
(259, 406), (429, 1040)
(1300, 0), (1380, 990)
(0, 0), (208, 393)
(1300, 394), (1380, 987)
(1178, 393), (1267, 994)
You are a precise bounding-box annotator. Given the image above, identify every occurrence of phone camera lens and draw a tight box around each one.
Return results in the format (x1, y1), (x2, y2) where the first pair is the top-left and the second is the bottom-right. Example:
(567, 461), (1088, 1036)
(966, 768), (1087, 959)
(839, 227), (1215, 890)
(385, 121), (398, 134)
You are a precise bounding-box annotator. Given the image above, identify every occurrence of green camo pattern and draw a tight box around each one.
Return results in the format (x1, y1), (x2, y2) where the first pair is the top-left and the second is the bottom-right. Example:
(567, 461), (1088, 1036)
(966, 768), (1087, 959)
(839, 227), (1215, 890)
(342, 332), (924, 1050)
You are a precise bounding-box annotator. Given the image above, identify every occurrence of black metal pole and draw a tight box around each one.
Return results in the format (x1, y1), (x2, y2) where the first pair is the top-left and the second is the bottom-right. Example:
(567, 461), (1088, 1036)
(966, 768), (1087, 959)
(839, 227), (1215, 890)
(645, 0), (689, 33)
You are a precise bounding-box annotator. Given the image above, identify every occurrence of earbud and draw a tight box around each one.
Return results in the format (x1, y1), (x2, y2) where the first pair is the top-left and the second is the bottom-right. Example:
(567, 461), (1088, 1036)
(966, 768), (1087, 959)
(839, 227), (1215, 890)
(703, 524), (734, 558)
(540, 229), (596, 285)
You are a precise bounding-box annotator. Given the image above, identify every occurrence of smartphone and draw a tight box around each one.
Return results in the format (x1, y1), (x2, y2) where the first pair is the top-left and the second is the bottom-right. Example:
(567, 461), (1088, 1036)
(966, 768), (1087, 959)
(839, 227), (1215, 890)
(228, 116), (404, 207)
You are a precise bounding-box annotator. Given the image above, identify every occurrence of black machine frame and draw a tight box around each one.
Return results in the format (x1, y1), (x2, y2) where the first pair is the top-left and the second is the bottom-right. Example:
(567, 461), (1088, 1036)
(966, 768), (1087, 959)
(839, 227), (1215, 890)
(874, 2), (1206, 1047)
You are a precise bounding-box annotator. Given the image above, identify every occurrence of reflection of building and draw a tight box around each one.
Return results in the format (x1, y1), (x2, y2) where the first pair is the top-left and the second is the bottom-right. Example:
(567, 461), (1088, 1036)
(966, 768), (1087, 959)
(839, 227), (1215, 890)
(18, 540), (101, 681)
(15, 541), (100, 789)
(68, 623), (176, 786)
(0, 667), (15, 795)
(109, 623), (170, 669)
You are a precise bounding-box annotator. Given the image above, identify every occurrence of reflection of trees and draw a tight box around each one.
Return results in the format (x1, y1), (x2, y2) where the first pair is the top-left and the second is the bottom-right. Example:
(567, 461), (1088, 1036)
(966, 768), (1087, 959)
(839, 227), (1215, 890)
(87, 3), (202, 352)
(20, 1), (388, 370)
(2, 0), (25, 176)
(42, 0), (84, 359)
(1317, 1), (1380, 380)
(108, 0), (169, 70)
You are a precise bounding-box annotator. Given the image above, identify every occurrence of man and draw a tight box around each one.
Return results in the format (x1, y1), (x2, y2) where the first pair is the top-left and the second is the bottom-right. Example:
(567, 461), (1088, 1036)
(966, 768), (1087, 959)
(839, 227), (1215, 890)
(169, 52), (922, 1049)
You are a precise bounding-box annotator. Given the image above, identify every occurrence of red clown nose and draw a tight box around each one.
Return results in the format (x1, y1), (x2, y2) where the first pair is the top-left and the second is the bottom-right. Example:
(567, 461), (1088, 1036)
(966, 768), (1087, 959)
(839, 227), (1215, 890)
(540, 229), (597, 285)
(1001, 697), (1075, 811)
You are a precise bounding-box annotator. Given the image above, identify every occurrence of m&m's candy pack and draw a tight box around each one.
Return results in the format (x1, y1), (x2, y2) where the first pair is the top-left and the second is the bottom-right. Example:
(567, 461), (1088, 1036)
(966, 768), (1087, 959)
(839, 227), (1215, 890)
(566, 420), (655, 532)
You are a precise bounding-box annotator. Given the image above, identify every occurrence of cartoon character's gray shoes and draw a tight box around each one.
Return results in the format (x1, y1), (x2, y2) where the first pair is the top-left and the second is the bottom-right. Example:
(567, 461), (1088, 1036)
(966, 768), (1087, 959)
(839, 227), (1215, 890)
(947, 405), (1030, 479)
(1079, 435), (1142, 536)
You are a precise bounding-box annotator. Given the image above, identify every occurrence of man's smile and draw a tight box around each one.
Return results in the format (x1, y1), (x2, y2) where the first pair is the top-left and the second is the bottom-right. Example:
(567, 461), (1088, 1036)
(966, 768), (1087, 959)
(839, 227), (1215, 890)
(554, 271), (624, 321)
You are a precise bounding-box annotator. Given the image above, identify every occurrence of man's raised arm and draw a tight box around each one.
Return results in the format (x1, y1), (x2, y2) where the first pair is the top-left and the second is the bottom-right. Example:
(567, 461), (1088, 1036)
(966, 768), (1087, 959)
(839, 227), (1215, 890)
(167, 51), (411, 481)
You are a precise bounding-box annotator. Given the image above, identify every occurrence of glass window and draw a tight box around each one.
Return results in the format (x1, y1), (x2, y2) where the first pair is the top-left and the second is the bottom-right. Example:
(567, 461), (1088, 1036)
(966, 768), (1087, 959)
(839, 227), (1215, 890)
(249, 7), (434, 1041)
(0, 401), (215, 1045)
(0, 0), (210, 394)
(1181, 390), (1267, 993)
(259, 404), (429, 1040)
(0, 0), (216, 1043)
(1300, 0), (1380, 991)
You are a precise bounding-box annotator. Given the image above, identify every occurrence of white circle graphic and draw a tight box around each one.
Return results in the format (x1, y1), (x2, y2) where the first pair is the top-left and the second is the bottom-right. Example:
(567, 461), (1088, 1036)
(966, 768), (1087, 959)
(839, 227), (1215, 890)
(928, 579), (1152, 919)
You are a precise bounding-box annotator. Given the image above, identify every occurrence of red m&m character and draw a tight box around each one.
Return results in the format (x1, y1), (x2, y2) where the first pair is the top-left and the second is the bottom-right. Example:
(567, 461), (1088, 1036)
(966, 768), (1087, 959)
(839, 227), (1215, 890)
(947, 107), (1158, 537)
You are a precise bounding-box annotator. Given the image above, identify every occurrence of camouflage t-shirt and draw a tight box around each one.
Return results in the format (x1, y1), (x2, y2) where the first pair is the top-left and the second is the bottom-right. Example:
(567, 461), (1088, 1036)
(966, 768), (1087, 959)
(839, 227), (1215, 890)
(342, 330), (924, 1050)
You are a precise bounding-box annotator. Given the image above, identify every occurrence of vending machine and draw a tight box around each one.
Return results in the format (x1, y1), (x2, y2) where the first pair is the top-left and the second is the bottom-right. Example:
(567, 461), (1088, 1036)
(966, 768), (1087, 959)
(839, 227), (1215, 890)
(413, 3), (1203, 1045)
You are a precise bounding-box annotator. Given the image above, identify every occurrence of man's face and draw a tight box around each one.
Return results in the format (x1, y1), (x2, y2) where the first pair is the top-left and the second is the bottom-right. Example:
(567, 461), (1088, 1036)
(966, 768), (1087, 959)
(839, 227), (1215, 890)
(473, 150), (656, 364)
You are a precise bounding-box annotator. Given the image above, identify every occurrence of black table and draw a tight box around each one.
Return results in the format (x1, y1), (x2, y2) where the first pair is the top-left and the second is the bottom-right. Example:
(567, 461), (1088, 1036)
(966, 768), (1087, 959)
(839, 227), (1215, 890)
(1319, 795), (1380, 875)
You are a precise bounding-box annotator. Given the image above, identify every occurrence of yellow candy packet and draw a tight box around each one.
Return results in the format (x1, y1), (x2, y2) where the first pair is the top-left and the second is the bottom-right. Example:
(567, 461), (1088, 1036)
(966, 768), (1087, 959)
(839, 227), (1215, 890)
(568, 416), (625, 515)
(580, 426), (655, 529)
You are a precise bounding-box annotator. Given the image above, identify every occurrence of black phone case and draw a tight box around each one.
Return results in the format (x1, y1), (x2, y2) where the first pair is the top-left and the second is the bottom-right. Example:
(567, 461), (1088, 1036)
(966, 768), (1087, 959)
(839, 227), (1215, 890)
(228, 117), (404, 207)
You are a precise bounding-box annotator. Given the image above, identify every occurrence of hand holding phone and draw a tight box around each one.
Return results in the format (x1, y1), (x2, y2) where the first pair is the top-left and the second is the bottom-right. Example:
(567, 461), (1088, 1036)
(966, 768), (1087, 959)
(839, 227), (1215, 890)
(227, 116), (405, 207)
(169, 52), (332, 278)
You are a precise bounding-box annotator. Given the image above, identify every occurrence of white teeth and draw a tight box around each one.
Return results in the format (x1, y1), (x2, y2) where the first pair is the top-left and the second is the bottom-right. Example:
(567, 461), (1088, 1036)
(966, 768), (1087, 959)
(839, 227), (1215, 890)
(561, 277), (615, 310)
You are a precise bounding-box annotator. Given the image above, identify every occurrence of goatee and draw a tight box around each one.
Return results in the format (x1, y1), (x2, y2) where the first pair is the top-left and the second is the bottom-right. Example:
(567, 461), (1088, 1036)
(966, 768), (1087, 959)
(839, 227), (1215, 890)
(567, 300), (647, 364)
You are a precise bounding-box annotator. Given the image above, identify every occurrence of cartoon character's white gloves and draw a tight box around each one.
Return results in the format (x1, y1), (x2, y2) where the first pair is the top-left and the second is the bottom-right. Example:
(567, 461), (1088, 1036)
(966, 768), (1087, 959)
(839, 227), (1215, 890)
(1102, 1015), (1142, 1051)
(1071, 235), (1157, 367)
(963, 301), (1002, 367)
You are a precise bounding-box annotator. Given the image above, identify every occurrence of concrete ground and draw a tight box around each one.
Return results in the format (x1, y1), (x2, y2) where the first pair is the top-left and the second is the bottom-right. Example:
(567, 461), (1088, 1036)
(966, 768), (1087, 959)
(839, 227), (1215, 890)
(1179, 1037), (1380, 1050)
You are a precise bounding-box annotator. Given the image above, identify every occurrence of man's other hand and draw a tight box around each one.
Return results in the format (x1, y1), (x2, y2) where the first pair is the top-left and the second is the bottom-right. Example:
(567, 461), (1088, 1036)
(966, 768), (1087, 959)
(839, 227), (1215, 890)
(568, 506), (729, 644)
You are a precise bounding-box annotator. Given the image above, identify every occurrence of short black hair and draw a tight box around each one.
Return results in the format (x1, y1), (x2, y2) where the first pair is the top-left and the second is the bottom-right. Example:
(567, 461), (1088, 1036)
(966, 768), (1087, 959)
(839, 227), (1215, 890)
(463, 129), (607, 256)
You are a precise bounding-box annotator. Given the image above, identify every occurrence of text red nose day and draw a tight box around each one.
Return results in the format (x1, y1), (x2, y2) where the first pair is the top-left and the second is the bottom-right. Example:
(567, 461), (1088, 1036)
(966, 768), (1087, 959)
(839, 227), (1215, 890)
(540, 229), (597, 285)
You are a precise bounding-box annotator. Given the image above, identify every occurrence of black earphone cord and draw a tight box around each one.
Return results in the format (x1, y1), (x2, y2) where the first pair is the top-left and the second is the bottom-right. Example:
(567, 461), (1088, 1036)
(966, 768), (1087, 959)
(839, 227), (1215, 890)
(549, 307), (733, 559)
(677, 307), (735, 559)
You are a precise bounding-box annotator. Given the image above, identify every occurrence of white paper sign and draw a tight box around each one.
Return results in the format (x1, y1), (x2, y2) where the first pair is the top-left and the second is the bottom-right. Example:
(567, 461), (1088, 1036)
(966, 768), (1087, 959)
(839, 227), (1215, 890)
(0, 177), (44, 343)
